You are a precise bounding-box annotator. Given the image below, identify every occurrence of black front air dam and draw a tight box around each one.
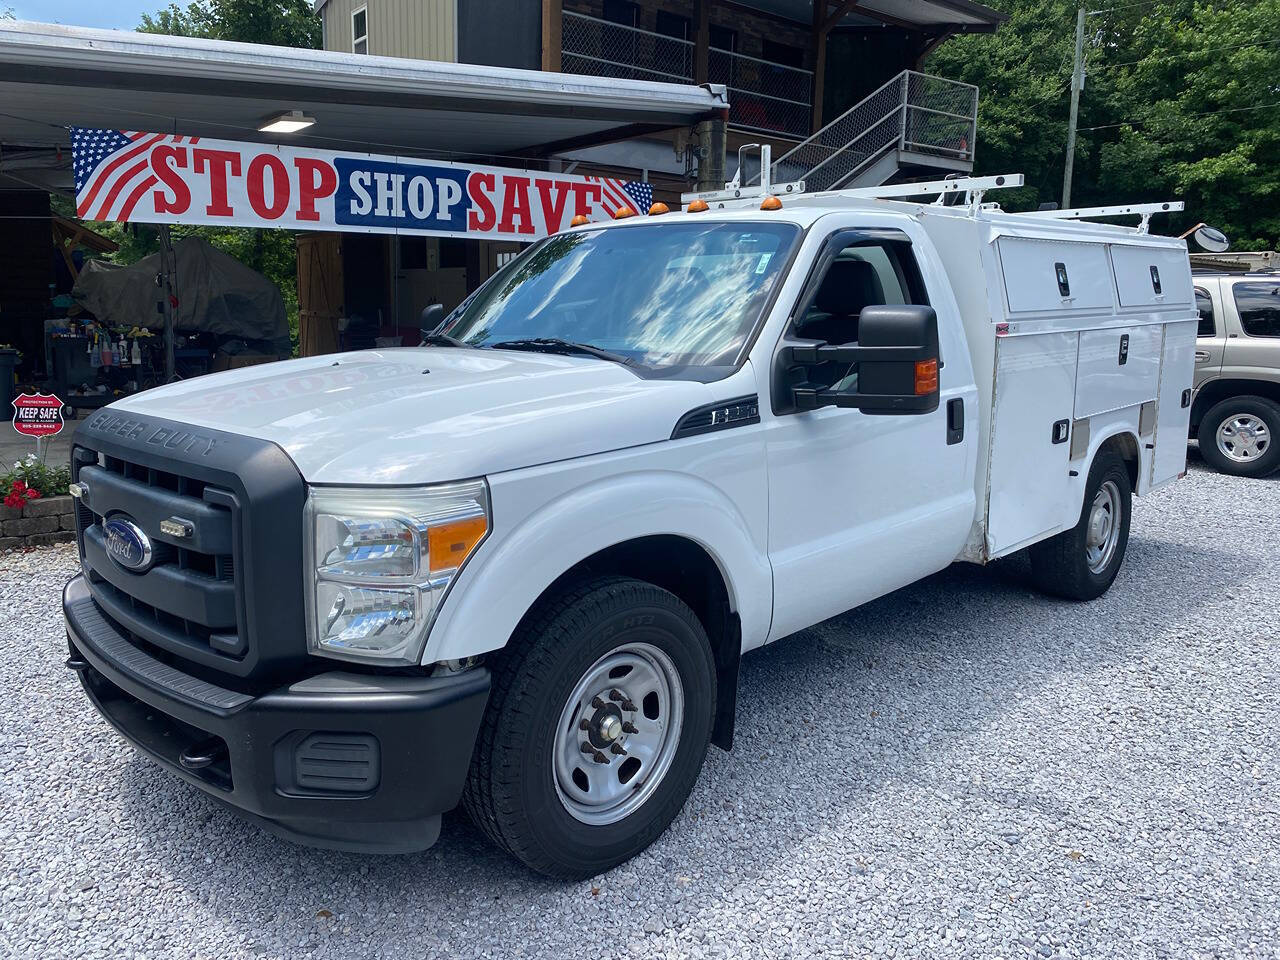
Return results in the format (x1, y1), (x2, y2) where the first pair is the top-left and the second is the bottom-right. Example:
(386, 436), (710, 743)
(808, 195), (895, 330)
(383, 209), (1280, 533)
(64, 575), (490, 854)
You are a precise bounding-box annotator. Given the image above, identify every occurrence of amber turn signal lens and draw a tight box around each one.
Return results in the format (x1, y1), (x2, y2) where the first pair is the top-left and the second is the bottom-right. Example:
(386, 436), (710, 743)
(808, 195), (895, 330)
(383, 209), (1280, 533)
(687, 199), (710, 213)
(569, 214), (590, 227)
(914, 359), (939, 396)
(428, 515), (488, 572)
(613, 206), (637, 219)
(648, 202), (670, 215)
(760, 195), (783, 210)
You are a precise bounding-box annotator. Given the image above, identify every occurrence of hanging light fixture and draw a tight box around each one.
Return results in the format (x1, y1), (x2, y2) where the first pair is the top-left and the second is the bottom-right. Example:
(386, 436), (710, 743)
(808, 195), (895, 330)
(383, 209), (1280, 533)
(259, 110), (317, 134)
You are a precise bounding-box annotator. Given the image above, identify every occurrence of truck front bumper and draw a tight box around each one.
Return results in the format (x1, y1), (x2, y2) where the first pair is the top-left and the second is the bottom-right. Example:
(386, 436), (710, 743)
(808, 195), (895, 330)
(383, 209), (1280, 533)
(63, 575), (490, 854)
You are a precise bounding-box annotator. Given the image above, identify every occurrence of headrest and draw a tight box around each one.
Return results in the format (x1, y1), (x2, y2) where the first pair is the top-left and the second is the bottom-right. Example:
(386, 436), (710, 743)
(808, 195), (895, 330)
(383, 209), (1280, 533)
(813, 258), (885, 316)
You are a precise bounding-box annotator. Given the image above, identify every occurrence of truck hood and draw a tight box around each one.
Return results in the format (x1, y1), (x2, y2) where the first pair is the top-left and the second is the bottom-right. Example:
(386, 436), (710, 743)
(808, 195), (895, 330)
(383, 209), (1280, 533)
(106, 348), (715, 484)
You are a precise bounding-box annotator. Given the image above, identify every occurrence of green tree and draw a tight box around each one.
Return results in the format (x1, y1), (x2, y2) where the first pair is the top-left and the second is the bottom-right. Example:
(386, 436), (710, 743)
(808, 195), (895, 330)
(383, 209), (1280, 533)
(139, 0), (319, 47)
(929, 0), (1280, 249)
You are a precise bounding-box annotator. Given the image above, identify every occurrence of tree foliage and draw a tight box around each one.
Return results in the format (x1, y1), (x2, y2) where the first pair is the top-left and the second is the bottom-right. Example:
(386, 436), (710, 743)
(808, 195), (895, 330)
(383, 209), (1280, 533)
(929, 0), (1280, 249)
(139, 0), (320, 48)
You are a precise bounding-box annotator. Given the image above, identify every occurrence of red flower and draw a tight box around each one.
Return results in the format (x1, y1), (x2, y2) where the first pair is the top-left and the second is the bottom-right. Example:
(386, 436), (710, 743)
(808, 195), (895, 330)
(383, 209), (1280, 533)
(24, 488), (40, 500)
(10, 480), (26, 495)
(3, 492), (23, 509)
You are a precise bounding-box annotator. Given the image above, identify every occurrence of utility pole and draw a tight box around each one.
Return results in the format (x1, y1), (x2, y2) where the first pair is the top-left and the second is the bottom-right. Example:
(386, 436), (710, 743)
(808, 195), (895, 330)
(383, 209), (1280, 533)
(1062, 5), (1087, 209)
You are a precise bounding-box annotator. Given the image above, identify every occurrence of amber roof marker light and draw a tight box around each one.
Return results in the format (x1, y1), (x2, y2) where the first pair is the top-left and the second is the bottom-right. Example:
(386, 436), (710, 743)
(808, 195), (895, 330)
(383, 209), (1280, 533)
(686, 199), (710, 213)
(648, 202), (670, 216)
(613, 206), (637, 220)
(760, 195), (783, 211)
(569, 214), (590, 227)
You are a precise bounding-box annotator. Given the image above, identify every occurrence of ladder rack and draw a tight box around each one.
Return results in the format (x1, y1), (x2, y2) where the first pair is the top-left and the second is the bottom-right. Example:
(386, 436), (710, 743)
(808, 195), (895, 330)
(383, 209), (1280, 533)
(683, 171), (1025, 210)
(1022, 201), (1184, 234)
(824, 174), (1024, 201)
(680, 168), (1182, 234)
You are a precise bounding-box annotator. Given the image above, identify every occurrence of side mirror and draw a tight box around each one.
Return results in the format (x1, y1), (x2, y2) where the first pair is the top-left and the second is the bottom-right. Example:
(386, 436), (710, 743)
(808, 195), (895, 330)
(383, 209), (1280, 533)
(1191, 224), (1230, 253)
(419, 303), (444, 340)
(782, 304), (940, 416)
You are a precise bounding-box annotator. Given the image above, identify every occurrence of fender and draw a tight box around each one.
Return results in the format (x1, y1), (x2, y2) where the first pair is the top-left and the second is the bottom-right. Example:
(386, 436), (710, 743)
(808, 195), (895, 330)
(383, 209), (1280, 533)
(423, 469), (773, 665)
(1063, 414), (1143, 530)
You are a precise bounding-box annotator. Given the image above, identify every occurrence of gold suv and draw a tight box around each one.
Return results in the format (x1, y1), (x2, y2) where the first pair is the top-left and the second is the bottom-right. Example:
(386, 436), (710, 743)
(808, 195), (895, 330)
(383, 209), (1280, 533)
(1192, 265), (1280, 477)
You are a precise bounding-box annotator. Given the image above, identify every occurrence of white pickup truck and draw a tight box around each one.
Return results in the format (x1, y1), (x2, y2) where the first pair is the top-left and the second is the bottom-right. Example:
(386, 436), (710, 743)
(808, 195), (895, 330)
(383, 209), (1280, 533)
(63, 175), (1197, 879)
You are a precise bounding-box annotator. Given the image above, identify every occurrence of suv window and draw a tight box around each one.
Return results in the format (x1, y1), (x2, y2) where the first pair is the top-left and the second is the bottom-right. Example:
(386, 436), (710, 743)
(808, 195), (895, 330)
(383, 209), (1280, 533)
(1195, 287), (1215, 337)
(1234, 281), (1280, 338)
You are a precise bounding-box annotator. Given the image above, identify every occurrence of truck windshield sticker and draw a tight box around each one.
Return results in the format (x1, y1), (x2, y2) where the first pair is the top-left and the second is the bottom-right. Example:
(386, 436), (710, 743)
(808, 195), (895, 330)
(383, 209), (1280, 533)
(756, 253), (773, 274)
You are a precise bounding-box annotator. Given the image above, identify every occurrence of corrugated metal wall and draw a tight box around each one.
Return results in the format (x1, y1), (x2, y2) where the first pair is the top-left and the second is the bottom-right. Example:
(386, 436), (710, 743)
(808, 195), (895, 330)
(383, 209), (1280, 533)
(321, 0), (457, 62)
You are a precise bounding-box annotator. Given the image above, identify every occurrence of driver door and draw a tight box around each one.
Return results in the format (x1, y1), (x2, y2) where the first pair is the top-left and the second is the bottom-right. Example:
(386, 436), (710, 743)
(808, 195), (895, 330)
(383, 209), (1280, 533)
(764, 226), (976, 641)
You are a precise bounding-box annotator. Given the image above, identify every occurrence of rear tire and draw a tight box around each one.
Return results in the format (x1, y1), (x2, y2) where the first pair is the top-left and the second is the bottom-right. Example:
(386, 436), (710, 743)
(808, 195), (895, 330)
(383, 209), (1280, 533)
(1029, 448), (1132, 600)
(1196, 396), (1280, 477)
(463, 576), (715, 880)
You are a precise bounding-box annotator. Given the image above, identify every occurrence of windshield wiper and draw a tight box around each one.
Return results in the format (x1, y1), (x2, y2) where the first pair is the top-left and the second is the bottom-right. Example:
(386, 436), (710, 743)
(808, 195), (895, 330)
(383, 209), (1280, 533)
(487, 338), (633, 366)
(421, 332), (468, 348)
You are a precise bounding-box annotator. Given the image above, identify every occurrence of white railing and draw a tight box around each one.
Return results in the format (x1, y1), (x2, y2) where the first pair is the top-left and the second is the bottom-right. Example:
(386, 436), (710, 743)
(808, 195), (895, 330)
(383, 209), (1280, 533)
(760, 70), (979, 191)
(561, 12), (812, 138)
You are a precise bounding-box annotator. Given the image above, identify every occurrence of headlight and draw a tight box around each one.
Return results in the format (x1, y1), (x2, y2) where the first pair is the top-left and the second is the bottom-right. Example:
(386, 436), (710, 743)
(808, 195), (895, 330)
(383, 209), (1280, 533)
(304, 480), (490, 664)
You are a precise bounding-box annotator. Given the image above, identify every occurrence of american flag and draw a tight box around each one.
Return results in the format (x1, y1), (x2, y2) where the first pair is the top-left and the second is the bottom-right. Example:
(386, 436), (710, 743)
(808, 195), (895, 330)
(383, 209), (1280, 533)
(590, 177), (654, 217)
(70, 127), (200, 223)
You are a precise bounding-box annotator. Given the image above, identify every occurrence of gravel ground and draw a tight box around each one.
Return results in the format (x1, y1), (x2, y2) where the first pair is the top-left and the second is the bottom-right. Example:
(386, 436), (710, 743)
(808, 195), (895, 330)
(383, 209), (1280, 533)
(1, 455), (1277, 960)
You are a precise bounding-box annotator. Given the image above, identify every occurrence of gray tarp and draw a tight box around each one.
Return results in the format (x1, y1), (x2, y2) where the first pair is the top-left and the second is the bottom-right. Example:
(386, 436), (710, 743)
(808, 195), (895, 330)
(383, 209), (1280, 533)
(72, 235), (288, 344)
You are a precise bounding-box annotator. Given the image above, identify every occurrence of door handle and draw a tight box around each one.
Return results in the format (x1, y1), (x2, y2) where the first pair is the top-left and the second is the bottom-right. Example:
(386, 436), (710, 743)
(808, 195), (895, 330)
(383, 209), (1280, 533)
(1194, 351), (1210, 362)
(946, 398), (964, 445)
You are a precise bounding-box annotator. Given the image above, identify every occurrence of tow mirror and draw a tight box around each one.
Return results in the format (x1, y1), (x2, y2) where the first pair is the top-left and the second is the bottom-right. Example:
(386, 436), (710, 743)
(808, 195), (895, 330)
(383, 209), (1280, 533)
(783, 304), (940, 416)
(419, 302), (444, 339)
(1192, 225), (1230, 253)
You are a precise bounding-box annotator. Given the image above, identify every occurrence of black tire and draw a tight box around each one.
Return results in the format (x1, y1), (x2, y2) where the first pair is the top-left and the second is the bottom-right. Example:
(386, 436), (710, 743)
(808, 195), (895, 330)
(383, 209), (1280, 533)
(1196, 396), (1280, 478)
(463, 576), (716, 880)
(1029, 449), (1132, 601)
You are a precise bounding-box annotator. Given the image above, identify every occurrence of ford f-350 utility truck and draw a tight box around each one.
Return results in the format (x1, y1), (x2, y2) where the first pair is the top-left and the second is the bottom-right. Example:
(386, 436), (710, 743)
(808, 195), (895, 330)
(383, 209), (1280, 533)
(63, 174), (1197, 879)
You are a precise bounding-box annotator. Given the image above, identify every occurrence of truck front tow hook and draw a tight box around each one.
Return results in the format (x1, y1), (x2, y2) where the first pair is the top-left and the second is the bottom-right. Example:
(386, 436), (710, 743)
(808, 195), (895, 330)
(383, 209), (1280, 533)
(65, 656), (89, 672)
(179, 737), (228, 771)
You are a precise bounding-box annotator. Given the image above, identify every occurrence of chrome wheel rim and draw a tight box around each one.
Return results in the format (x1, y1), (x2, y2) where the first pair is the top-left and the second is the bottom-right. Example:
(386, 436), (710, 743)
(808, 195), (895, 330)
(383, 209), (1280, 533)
(1217, 414), (1270, 463)
(1085, 480), (1122, 575)
(552, 642), (684, 826)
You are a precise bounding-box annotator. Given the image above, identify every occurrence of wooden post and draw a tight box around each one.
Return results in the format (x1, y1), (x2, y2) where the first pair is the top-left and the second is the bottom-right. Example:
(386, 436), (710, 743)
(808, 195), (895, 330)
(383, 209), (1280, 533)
(542, 0), (562, 72)
(694, 0), (710, 84)
(156, 224), (176, 383)
(811, 1), (860, 134)
(811, 1), (827, 134)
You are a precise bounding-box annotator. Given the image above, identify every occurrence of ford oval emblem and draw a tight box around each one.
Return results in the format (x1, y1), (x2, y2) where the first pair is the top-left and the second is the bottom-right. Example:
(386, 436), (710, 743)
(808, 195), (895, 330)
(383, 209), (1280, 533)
(103, 516), (154, 573)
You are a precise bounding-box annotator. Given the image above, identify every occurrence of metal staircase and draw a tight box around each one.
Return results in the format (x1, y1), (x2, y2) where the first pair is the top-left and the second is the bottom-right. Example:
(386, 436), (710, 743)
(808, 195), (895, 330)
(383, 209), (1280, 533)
(751, 70), (979, 192)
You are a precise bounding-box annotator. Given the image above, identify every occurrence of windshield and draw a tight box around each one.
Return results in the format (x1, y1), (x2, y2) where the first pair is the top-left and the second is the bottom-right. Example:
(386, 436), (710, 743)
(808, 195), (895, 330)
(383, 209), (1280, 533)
(441, 222), (799, 374)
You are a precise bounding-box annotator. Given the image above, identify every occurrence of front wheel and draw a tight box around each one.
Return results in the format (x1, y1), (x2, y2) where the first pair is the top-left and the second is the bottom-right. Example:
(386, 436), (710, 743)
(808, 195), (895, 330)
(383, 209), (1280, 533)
(1029, 449), (1132, 600)
(1196, 396), (1280, 477)
(463, 576), (715, 879)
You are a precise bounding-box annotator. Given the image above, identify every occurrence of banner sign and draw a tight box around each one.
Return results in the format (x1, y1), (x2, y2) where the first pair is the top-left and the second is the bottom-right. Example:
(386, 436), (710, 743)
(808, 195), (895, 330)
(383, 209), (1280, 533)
(71, 128), (655, 241)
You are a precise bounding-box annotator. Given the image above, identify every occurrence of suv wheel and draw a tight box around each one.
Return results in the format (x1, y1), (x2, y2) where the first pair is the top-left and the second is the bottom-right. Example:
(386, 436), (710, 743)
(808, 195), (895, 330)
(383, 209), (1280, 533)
(463, 576), (715, 879)
(1197, 396), (1280, 477)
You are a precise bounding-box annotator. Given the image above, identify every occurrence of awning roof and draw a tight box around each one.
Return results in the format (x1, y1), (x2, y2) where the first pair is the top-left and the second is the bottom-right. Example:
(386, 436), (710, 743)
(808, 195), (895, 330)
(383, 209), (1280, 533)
(312, 0), (1006, 31)
(843, 0), (1006, 30)
(735, 0), (1005, 31)
(0, 20), (728, 189)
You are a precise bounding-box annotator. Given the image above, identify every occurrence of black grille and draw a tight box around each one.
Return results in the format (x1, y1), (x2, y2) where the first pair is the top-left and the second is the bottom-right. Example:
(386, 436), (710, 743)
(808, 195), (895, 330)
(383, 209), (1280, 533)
(71, 410), (308, 682)
(75, 453), (246, 666)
